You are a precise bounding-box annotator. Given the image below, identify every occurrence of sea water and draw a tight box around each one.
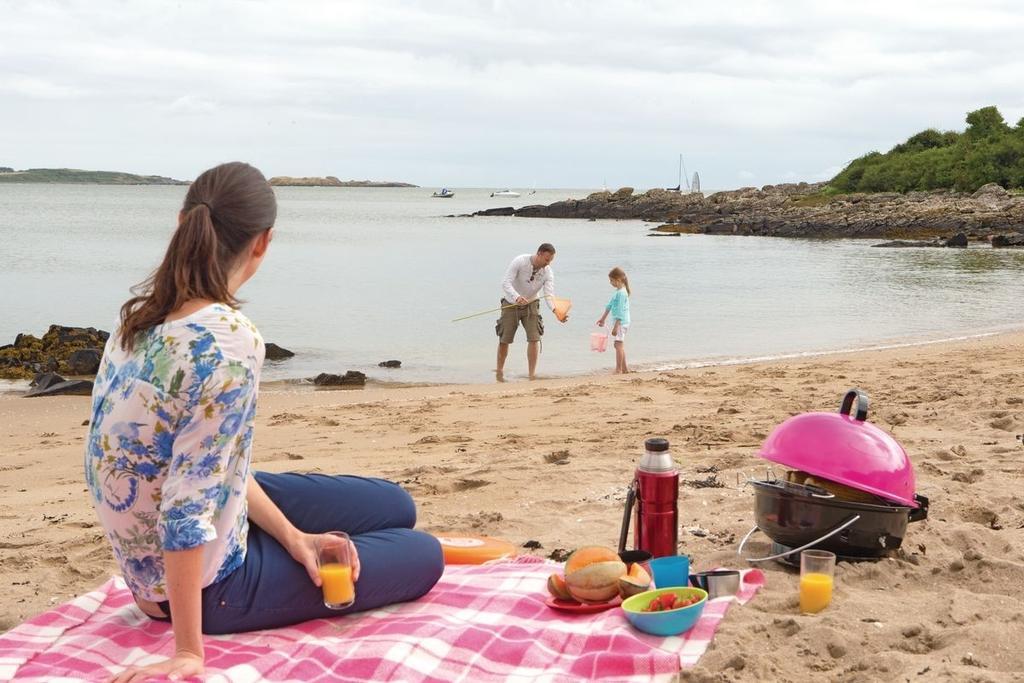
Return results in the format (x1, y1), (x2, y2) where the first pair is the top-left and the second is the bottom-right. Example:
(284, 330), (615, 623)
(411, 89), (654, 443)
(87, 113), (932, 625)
(2, 184), (1023, 388)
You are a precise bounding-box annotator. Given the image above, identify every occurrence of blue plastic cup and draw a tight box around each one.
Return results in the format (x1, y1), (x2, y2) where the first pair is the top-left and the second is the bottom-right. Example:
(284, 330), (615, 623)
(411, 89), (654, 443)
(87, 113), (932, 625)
(648, 555), (690, 588)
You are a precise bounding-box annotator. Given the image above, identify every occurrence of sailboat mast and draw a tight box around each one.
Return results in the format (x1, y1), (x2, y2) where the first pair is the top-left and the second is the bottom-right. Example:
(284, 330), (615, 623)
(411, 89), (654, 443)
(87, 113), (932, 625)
(677, 154), (682, 190)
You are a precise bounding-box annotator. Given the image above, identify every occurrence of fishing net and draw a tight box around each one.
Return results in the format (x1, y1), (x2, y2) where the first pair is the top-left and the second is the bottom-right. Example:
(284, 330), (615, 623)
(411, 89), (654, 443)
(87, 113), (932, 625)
(551, 297), (572, 322)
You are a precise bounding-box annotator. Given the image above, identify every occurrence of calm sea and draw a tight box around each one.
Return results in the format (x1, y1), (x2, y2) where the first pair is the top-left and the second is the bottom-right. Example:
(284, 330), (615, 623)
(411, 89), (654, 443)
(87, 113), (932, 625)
(2, 184), (1023, 389)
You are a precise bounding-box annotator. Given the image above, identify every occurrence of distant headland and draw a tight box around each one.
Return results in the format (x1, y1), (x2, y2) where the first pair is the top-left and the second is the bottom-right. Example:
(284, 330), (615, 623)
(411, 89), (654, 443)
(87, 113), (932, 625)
(0, 167), (187, 185)
(268, 176), (418, 187)
(0, 168), (418, 188)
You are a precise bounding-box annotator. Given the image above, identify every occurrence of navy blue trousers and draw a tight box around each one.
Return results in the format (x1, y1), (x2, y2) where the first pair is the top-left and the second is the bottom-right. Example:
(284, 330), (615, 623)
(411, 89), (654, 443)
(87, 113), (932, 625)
(157, 472), (444, 634)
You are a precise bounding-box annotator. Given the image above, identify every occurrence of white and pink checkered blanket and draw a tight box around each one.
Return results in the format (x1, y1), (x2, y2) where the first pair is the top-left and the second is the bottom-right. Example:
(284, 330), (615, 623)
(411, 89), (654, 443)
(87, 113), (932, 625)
(0, 557), (763, 682)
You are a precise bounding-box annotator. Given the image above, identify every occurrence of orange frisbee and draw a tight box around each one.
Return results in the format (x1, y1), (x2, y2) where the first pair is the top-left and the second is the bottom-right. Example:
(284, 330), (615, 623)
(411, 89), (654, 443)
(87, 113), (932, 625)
(435, 534), (518, 565)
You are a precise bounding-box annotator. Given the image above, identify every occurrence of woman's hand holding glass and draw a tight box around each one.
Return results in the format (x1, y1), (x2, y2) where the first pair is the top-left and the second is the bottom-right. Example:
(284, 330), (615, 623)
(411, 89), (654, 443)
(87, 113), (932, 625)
(288, 531), (361, 588)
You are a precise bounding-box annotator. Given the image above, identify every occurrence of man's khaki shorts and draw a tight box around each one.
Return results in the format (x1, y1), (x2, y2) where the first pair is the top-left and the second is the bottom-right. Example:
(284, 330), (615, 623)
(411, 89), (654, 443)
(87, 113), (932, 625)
(496, 299), (544, 344)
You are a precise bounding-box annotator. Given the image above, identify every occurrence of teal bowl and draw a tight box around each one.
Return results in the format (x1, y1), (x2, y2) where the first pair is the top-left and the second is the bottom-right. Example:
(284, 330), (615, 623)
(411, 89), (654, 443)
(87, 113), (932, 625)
(621, 587), (708, 636)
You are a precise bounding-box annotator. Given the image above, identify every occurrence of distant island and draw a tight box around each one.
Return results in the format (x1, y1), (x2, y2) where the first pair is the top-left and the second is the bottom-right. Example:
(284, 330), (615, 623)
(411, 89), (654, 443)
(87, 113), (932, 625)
(269, 176), (417, 187)
(0, 168), (418, 188)
(0, 167), (187, 185)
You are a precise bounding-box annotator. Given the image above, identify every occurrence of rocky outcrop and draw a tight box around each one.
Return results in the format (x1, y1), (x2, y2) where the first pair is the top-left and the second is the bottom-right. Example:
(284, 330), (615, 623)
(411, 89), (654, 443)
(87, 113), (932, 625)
(24, 372), (94, 398)
(872, 239), (944, 248)
(313, 371), (367, 387)
(265, 343), (295, 360)
(269, 176), (417, 187)
(514, 188), (707, 221)
(873, 232), (970, 249)
(945, 232), (969, 248)
(67, 349), (102, 374)
(378, 360), (401, 368)
(474, 206), (516, 216)
(991, 234), (1024, 248)
(498, 183), (1024, 240)
(0, 325), (109, 380)
(1, 328), (303, 379)
(31, 372), (66, 391)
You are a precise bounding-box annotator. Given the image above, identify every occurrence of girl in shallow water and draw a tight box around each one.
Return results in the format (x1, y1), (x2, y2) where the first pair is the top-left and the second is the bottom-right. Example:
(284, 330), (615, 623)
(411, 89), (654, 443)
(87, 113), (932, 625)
(85, 162), (443, 682)
(596, 267), (631, 374)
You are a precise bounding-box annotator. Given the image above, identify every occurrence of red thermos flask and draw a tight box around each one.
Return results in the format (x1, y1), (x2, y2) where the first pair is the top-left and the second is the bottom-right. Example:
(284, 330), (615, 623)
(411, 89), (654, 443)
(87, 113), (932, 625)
(618, 438), (679, 558)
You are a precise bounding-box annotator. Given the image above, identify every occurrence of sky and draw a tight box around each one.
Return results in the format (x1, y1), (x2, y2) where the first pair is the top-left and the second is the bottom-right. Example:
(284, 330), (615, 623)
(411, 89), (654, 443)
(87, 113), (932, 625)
(2, 0), (1023, 190)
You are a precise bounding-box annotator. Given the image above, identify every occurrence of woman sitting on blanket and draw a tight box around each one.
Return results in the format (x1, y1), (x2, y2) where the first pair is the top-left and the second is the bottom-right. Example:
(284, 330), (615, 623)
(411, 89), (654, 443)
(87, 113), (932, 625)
(84, 162), (444, 682)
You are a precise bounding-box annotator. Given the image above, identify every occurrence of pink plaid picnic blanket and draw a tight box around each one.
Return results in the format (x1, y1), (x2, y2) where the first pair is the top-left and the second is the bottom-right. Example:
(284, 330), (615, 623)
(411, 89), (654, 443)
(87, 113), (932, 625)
(0, 556), (763, 682)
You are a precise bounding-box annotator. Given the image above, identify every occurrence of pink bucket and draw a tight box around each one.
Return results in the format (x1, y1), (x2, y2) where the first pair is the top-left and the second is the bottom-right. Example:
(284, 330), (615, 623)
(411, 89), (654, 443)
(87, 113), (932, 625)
(590, 331), (608, 352)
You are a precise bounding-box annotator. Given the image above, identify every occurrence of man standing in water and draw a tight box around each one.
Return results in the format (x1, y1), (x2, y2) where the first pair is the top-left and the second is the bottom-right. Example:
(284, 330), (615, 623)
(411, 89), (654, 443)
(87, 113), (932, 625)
(495, 243), (565, 381)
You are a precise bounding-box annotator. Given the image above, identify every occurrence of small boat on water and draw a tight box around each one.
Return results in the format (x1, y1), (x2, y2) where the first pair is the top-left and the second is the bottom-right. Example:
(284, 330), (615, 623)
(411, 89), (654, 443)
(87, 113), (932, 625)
(666, 154), (701, 193)
(432, 188), (455, 198)
(490, 189), (520, 198)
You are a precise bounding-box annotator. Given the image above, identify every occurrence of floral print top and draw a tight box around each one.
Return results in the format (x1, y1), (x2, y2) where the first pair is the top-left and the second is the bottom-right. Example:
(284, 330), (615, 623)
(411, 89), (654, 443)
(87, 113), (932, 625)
(85, 304), (264, 602)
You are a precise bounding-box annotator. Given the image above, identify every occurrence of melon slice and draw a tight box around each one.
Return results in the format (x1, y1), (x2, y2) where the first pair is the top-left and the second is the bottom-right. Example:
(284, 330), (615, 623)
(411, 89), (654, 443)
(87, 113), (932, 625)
(565, 559), (627, 603)
(618, 562), (652, 598)
(547, 573), (573, 601)
(565, 546), (620, 575)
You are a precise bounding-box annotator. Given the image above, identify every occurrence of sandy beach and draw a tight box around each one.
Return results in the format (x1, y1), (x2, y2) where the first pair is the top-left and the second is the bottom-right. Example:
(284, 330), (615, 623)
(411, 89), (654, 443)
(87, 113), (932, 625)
(2, 331), (1023, 681)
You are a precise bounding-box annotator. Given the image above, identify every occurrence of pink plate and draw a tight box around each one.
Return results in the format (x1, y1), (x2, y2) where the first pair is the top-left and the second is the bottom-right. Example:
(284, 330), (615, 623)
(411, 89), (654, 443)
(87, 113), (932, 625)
(545, 595), (622, 613)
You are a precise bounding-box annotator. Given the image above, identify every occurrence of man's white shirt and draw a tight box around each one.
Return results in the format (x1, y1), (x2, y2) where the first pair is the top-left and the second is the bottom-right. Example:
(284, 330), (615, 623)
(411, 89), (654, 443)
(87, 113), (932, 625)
(501, 253), (555, 310)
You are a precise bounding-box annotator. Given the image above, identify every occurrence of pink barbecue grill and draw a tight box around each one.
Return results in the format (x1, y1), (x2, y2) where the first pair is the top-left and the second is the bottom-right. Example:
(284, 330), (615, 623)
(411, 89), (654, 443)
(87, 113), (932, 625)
(739, 390), (929, 564)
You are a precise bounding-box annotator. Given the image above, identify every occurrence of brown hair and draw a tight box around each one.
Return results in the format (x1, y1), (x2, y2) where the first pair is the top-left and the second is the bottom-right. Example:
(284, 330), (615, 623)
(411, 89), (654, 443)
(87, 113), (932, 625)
(609, 267), (631, 296)
(118, 162), (277, 351)
(537, 243), (556, 254)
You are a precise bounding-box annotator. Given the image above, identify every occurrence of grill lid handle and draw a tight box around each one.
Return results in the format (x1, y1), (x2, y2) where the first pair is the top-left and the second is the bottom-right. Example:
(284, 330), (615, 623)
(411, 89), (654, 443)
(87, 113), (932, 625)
(909, 494), (929, 522)
(839, 389), (870, 422)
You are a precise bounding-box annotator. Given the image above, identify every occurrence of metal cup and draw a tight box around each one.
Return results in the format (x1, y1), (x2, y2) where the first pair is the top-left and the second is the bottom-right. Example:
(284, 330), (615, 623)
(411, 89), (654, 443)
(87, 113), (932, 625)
(689, 570), (740, 599)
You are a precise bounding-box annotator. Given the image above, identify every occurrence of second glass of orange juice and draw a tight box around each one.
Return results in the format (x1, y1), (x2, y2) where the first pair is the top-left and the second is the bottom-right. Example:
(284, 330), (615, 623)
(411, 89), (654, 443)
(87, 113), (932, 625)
(799, 549), (835, 614)
(318, 531), (356, 609)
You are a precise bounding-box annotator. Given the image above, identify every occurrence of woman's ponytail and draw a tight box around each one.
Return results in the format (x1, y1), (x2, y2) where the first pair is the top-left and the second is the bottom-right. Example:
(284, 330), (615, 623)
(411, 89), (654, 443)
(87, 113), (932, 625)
(118, 162), (277, 351)
(169, 203), (230, 302)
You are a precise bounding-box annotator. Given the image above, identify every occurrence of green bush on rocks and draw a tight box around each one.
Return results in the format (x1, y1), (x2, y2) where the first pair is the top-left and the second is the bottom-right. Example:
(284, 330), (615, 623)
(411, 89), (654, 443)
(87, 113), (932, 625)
(831, 106), (1024, 193)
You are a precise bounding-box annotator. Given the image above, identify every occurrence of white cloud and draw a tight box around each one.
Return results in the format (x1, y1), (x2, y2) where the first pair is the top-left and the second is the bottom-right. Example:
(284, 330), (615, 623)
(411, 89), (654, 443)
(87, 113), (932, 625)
(167, 95), (219, 115)
(0, 0), (1022, 186)
(0, 75), (87, 100)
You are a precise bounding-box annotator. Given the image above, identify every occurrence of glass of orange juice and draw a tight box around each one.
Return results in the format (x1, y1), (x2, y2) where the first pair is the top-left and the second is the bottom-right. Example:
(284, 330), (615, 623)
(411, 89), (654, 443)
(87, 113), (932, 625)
(317, 531), (356, 610)
(799, 549), (835, 614)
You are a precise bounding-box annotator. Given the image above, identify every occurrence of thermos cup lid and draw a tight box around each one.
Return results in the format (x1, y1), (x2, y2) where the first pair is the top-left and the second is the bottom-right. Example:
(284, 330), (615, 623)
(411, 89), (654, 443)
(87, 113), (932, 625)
(644, 438), (670, 452)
